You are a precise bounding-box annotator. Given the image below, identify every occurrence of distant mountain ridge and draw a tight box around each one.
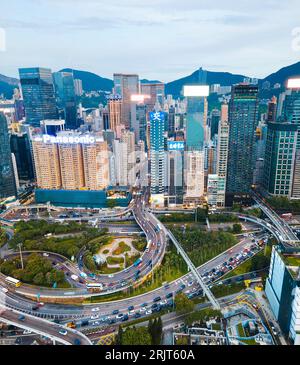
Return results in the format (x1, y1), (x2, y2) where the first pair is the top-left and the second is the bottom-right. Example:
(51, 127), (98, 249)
(1, 61), (300, 98)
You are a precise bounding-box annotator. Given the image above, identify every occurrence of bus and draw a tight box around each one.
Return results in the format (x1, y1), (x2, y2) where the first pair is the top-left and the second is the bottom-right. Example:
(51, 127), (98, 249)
(86, 283), (103, 291)
(133, 258), (142, 267)
(5, 276), (22, 288)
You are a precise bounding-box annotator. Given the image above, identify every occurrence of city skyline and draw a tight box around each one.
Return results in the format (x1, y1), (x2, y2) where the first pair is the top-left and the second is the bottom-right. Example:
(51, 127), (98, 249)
(0, 0), (300, 81)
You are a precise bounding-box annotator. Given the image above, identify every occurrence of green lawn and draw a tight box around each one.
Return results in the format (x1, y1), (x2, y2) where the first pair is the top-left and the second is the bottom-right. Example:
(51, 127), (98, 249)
(106, 256), (124, 265)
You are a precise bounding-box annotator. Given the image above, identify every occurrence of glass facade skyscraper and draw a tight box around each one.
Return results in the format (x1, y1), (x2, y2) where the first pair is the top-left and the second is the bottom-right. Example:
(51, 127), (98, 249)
(0, 113), (17, 199)
(53, 71), (78, 129)
(226, 84), (258, 203)
(19, 67), (58, 127)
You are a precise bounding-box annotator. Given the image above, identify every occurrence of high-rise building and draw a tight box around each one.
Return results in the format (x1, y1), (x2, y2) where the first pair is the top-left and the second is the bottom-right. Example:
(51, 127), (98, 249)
(19, 67), (58, 127)
(40, 119), (65, 136)
(267, 96), (277, 122)
(263, 121), (297, 197)
(10, 132), (34, 181)
(283, 82), (300, 199)
(216, 119), (229, 207)
(150, 111), (166, 195)
(74, 79), (83, 96)
(0, 113), (17, 199)
(226, 84), (259, 205)
(210, 109), (220, 140)
(112, 139), (128, 186)
(141, 82), (165, 112)
(32, 139), (62, 190)
(113, 74), (139, 128)
(32, 132), (109, 191)
(108, 95), (122, 133)
(265, 245), (300, 344)
(53, 71), (78, 129)
(82, 139), (109, 190)
(121, 129), (136, 186)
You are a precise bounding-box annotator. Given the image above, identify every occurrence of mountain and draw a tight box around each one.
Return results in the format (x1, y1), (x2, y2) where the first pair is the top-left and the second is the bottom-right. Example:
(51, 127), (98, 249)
(165, 69), (249, 97)
(60, 68), (113, 92)
(0, 74), (19, 98)
(261, 61), (300, 87)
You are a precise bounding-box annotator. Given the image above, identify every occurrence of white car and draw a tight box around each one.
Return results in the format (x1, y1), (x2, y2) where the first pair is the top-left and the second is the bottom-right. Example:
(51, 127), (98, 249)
(108, 274), (114, 278)
(116, 313), (124, 319)
(91, 307), (100, 312)
(128, 310), (135, 316)
(1, 288), (8, 294)
(159, 300), (167, 306)
(59, 329), (68, 336)
(188, 281), (194, 287)
(92, 321), (100, 326)
(145, 309), (152, 315)
(140, 307), (147, 313)
(91, 314), (99, 320)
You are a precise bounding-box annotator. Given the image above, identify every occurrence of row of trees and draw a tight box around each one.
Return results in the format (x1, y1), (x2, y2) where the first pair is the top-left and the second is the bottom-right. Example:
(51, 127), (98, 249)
(0, 253), (67, 287)
(267, 196), (300, 213)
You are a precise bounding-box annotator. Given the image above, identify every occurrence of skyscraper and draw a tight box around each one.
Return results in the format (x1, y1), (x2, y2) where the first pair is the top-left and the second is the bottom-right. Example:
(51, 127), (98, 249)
(263, 121), (297, 197)
(19, 67), (58, 127)
(53, 71), (78, 129)
(0, 113), (17, 199)
(150, 111), (166, 195)
(108, 95), (122, 133)
(283, 82), (300, 198)
(216, 119), (229, 207)
(226, 84), (259, 204)
(140, 82), (165, 112)
(113, 73), (139, 129)
(10, 132), (34, 181)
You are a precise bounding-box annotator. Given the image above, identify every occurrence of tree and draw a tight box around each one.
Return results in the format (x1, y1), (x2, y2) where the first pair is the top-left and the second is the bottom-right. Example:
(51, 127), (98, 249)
(121, 326), (151, 345)
(232, 223), (242, 234)
(148, 317), (163, 345)
(174, 293), (195, 315)
(115, 326), (123, 345)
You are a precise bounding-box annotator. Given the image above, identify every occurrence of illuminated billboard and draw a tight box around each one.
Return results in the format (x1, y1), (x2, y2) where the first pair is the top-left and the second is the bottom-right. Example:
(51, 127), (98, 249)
(287, 78), (300, 89)
(35, 134), (102, 144)
(183, 85), (209, 97)
(168, 141), (185, 151)
(149, 111), (165, 122)
(131, 94), (150, 103)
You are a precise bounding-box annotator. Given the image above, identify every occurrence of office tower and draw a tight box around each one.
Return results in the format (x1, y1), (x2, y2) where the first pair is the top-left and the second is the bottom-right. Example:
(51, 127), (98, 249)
(283, 81), (300, 198)
(207, 174), (219, 206)
(113, 74), (139, 128)
(221, 101), (228, 123)
(82, 139), (109, 190)
(267, 96), (277, 122)
(108, 95), (122, 133)
(166, 141), (184, 205)
(131, 102), (147, 147)
(226, 84), (259, 204)
(11, 153), (20, 190)
(112, 140), (128, 186)
(253, 121), (268, 188)
(150, 111), (166, 195)
(265, 246), (300, 345)
(58, 141), (85, 190)
(216, 119), (229, 207)
(10, 132), (34, 181)
(121, 129), (136, 186)
(263, 121), (297, 197)
(32, 138), (62, 190)
(0, 113), (17, 199)
(19, 67), (58, 127)
(53, 71), (78, 129)
(14, 99), (25, 121)
(168, 105), (175, 134)
(74, 79), (83, 96)
(40, 119), (65, 136)
(103, 130), (115, 148)
(210, 109), (220, 140)
(141, 82), (165, 112)
(183, 74), (209, 204)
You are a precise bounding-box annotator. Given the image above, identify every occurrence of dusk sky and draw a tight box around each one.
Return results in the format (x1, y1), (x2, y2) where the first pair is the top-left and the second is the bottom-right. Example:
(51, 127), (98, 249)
(0, 0), (300, 81)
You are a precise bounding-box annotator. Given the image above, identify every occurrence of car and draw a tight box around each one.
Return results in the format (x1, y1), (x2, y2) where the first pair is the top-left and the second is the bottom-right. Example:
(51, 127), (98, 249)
(121, 315), (129, 322)
(92, 321), (100, 326)
(108, 318), (116, 325)
(18, 315), (25, 322)
(116, 313), (124, 320)
(74, 339), (81, 345)
(32, 305), (39, 311)
(145, 309), (152, 315)
(151, 303), (158, 309)
(128, 310), (135, 316)
(166, 293), (173, 299)
(108, 274), (114, 278)
(141, 302), (148, 307)
(91, 315), (99, 320)
(140, 307), (147, 313)
(188, 281), (194, 287)
(180, 284), (186, 290)
(59, 329), (68, 336)
(128, 305), (134, 311)
(112, 309), (119, 315)
(134, 312), (142, 319)
(153, 296), (161, 302)
(159, 300), (167, 306)
(37, 302), (44, 307)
